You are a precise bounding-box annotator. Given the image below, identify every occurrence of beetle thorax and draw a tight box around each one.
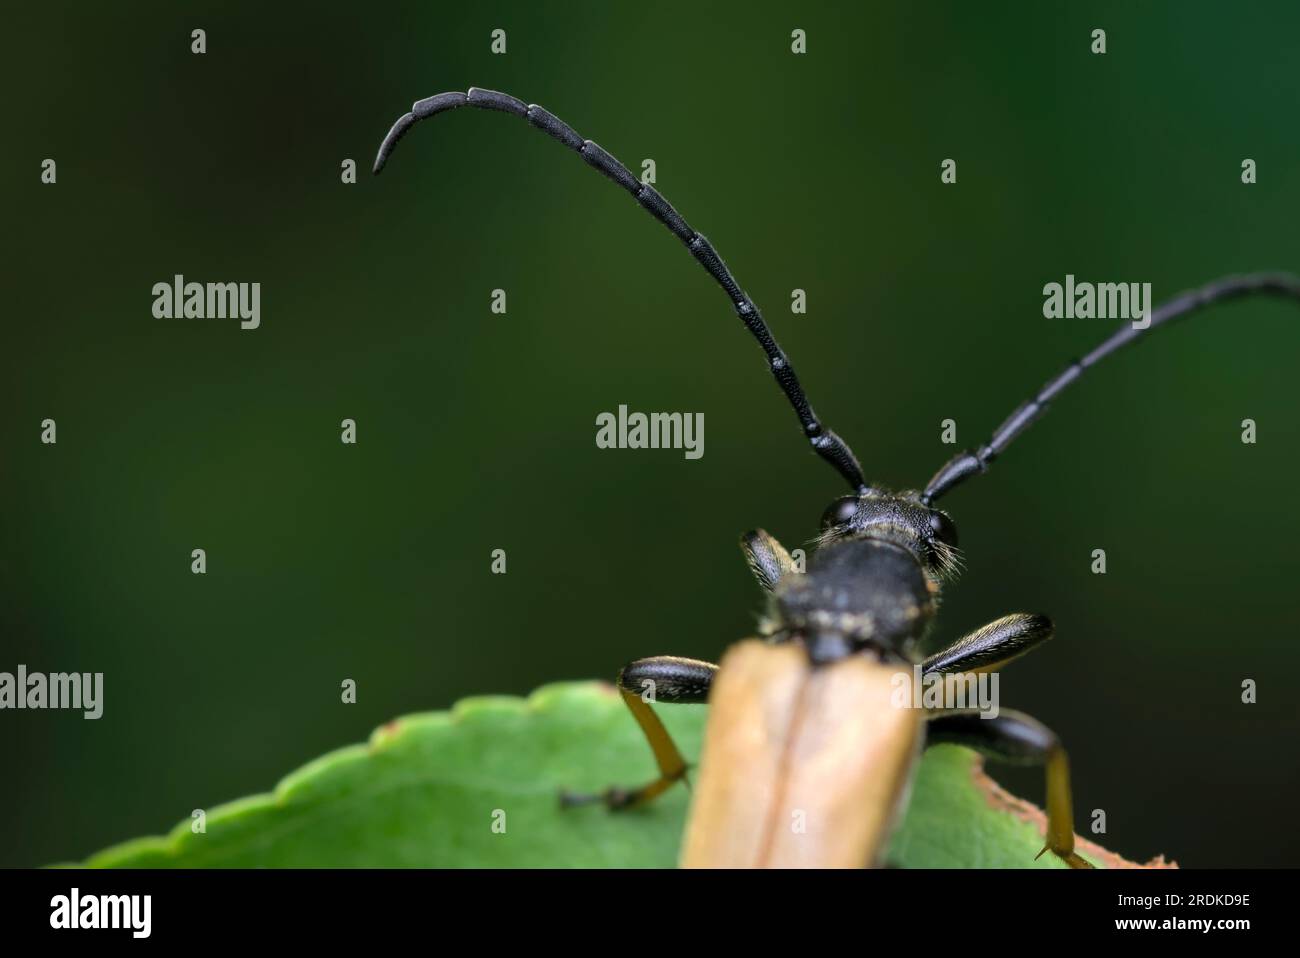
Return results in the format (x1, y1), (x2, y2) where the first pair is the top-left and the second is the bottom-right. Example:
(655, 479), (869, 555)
(771, 537), (936, 664)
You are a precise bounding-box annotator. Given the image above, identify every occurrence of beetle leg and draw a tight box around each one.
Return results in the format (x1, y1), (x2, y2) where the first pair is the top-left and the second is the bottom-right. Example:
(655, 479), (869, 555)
(925, 709), (1093, 869)
(922, 613), (1053, 676)
(560, 656), (717, 810)
(740, 529), (797, 592)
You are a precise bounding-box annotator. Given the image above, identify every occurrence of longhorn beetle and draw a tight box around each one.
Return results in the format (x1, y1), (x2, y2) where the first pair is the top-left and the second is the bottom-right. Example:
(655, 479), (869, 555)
(374, 88), (1300, 868)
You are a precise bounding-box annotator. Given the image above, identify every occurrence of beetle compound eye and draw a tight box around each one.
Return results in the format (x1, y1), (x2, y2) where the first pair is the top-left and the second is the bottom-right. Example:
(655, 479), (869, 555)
(928, 511), (958, 549)
(820, 496), (860, 531)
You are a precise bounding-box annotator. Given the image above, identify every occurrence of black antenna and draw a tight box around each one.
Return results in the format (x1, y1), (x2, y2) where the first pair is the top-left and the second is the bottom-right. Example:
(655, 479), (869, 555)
(374, 88), (870, 495)
(923, 272), (1300, 504)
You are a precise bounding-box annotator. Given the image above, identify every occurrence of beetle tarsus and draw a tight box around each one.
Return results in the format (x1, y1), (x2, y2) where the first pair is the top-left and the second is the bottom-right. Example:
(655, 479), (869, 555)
(558, 775), (686, 812)
(1037, 844), (1094, 869)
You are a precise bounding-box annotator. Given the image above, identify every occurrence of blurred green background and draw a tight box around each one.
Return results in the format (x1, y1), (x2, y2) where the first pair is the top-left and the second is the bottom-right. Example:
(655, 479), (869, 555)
(3, 1), (1298, 868)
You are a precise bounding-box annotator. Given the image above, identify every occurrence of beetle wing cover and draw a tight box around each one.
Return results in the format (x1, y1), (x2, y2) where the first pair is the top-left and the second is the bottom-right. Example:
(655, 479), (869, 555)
(681, 640), (920, 868)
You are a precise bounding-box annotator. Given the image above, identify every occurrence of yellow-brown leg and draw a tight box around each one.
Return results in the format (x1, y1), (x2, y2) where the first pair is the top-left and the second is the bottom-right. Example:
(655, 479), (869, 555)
(1033, 744), (1092, 868)
(560, 657), (715, 810)
(927, 709), (1093, 868)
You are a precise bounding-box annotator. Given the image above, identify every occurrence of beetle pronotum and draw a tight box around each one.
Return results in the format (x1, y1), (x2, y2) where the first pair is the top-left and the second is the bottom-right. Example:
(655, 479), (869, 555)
(374, 88), (1300, 868)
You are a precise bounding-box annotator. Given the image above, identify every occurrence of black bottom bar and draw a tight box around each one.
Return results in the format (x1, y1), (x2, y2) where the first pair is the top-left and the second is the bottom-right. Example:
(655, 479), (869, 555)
(0, 866), (1286, 944)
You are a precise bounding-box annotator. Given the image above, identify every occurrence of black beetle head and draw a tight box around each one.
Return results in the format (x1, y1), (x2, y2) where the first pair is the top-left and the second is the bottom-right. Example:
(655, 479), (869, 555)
(818, 490), (962, 582)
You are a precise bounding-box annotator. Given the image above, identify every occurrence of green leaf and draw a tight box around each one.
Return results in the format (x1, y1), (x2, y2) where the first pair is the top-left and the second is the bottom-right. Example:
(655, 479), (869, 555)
(81, 682), (1162, 868)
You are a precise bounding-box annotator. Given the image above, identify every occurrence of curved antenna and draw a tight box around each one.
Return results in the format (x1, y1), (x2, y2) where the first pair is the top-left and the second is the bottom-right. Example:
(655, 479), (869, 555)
(922, 272), (1300, 504)
(374, 88), (870, 495)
